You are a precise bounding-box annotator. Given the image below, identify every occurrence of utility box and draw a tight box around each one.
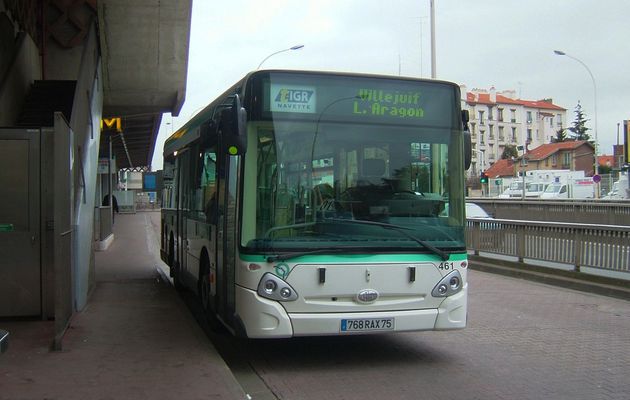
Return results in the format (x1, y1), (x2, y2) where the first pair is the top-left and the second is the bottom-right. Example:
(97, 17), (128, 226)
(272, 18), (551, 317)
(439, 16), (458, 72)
(0, 127), (67, 318)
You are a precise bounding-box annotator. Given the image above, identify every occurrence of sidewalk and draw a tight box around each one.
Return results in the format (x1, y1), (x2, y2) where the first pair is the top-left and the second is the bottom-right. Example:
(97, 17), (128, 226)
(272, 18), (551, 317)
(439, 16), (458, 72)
(0, 212), (246, 400)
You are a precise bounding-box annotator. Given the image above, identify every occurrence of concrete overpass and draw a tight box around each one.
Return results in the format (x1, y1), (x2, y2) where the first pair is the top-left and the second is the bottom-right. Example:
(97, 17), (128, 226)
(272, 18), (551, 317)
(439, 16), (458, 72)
(98, 0), (190, 169)
(0, 0), (192, 344)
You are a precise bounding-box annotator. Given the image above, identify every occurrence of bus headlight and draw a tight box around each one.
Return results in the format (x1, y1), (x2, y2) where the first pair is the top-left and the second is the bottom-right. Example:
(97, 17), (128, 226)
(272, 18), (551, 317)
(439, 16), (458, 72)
(280, 287), (292, 298)
(263, 280), (277, 295)
(257, 273), (298, 301)
(431, 270), (463, 297)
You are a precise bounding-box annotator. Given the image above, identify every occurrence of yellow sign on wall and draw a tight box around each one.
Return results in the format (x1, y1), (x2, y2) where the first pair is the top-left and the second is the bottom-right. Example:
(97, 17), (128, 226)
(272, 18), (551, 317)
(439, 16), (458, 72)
(101, 117), (122, 132)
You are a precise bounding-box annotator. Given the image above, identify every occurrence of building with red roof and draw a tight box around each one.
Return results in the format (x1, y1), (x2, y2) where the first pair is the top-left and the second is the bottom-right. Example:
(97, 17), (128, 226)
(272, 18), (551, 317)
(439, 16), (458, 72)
(461, 86), (567, 178)
(484, 158), (517, 178)
(598, 155), (614, 168)
(523, 140), (594, 176)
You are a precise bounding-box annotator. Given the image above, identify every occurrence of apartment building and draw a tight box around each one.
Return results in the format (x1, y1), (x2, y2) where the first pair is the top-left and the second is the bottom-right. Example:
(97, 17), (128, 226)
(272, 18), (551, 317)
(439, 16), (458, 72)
(461, 86), (567, 176)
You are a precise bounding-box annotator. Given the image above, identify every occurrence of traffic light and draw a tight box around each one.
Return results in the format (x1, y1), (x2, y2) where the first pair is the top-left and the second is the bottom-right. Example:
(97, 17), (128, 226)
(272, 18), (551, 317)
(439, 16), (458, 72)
(480, 172), (488, 184)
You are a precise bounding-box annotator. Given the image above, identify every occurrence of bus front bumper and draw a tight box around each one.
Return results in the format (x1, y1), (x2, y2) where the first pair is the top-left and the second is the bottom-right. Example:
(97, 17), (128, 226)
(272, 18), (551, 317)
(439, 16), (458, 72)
(235, 286), (467, 338)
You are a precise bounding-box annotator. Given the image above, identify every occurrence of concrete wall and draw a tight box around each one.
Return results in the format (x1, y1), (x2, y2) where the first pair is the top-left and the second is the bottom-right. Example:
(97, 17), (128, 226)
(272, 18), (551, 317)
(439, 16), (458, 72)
(45, 38), (85, 81)
(67, 22), (103, 311)
(0, 32), (41, 126)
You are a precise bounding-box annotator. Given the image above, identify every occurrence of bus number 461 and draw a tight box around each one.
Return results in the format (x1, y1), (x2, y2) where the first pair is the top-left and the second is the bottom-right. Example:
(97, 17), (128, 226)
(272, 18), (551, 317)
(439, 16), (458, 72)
(438, 262), (454, 270)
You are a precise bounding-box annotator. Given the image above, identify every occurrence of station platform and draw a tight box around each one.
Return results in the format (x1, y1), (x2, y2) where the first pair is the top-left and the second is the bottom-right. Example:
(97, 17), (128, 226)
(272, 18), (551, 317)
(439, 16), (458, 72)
(0, 211), (247, 400)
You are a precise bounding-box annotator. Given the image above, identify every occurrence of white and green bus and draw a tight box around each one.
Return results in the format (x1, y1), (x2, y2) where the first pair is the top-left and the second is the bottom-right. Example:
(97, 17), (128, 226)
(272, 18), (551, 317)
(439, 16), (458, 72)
(160, 70), (472, 338)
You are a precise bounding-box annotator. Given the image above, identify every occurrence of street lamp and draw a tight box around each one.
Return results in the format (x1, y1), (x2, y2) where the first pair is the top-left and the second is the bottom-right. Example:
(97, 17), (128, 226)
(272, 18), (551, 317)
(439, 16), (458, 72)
(257, 45), (304, 69)
(553, 49), (599, 196)
(429, 0), (436, 78)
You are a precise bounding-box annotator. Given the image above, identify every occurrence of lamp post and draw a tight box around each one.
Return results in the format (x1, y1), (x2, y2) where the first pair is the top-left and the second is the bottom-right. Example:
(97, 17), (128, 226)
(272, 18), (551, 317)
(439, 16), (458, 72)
(257, 45), (304, 69)
(429, 0), (436, 78)
(553, 49), (599, 197)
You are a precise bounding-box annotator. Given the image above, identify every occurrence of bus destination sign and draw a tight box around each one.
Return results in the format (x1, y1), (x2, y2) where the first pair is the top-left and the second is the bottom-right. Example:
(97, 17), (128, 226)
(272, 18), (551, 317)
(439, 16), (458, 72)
(354, 89), (424, 119)
(264, 73), (456, 128)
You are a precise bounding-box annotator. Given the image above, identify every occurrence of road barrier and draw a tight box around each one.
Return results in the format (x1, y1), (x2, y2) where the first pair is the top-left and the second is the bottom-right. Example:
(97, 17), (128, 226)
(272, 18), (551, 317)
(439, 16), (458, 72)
(470, 198), (630, 226)
(467, 218), (630, 274)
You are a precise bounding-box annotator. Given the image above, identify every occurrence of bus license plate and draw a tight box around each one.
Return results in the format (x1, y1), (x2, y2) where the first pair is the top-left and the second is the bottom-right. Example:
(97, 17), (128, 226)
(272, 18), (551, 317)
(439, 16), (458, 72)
(340, 318), (394, 332)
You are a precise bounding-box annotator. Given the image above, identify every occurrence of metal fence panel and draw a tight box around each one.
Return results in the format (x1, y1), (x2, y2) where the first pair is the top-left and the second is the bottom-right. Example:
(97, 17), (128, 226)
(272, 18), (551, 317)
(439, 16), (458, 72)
(467, 218), (630, 274)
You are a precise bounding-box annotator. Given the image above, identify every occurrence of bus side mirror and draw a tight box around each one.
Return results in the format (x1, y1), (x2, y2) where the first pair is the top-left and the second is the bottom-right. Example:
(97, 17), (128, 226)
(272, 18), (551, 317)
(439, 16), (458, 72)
(462, 110), (472, 170)
(221, 94), (248, 155)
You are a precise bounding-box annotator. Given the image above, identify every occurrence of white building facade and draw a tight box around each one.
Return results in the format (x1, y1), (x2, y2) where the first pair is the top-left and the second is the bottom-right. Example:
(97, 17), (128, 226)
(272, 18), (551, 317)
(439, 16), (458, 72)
(461, 86), (567, 177)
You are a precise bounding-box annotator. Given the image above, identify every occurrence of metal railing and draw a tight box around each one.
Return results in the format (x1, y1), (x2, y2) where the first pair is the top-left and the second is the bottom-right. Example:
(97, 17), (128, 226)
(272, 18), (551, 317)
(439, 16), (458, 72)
(470, 198), (630, 226)
(467, 218), (630, 274)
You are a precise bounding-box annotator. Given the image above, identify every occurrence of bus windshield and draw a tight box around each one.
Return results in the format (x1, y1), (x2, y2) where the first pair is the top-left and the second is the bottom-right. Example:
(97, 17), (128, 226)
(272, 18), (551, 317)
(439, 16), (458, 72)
(241, 72), (466, 254)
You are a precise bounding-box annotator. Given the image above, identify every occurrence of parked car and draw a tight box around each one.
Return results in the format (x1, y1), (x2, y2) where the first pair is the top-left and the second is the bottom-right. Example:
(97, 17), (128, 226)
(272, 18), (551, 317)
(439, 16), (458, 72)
(603, 175), (629, 200)
(466, 202), (493, 218)
(441, 202), (493, 219)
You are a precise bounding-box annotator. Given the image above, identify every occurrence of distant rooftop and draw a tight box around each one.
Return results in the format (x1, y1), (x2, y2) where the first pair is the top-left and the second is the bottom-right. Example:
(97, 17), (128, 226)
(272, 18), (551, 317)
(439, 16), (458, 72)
(463, 87), (566, 111)
(526, 140), (593, 161)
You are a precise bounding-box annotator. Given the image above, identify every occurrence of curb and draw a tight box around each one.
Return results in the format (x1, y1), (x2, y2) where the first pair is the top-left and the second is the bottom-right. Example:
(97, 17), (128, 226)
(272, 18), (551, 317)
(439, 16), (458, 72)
(469, 255), (630, 301)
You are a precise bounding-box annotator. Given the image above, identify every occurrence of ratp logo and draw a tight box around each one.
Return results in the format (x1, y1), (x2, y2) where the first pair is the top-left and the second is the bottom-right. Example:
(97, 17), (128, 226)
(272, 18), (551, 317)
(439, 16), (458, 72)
(271, 84), (316, 113)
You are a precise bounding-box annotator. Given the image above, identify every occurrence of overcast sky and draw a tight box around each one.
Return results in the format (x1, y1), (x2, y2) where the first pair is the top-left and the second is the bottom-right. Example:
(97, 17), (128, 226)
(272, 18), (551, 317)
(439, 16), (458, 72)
(152, 0), (630, 170)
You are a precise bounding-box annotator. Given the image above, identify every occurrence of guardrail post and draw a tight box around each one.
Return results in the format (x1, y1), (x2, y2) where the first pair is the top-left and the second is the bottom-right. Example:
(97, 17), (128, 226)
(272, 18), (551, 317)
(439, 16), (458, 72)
(574, 229), (582, 273)
(472, 222), (480, 255)
(516, 225), (525, 263)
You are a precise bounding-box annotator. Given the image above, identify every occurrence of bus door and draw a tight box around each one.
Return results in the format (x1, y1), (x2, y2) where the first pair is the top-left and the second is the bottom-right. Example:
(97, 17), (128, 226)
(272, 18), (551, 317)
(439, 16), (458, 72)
(215, 153), (240, 325)
(176, 149), (191, 282)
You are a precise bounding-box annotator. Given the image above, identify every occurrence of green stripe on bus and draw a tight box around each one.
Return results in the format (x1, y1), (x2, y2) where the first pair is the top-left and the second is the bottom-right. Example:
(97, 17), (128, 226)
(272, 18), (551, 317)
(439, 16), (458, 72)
(0, 224), (14, 232)
(240, 252), (467, 263)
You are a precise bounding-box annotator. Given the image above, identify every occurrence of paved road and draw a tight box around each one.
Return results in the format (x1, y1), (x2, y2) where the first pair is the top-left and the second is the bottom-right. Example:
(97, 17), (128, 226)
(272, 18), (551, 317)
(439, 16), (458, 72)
(202, 270), (630, 400)
(148, 212), (630, 399)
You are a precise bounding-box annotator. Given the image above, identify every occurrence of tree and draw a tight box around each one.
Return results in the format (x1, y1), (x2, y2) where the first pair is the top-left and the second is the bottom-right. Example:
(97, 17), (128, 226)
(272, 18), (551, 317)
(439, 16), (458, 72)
(501, 145), (518, 159)
(567, 101), (591, 142)
(598, 164), (612, 174)
(553, 128), (569, 143)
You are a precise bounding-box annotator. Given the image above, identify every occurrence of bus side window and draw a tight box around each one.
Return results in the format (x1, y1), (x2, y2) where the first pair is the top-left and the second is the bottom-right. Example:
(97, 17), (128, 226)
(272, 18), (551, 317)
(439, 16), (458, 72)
(201, 149), (218, 222)
(162, 158), (175, 208)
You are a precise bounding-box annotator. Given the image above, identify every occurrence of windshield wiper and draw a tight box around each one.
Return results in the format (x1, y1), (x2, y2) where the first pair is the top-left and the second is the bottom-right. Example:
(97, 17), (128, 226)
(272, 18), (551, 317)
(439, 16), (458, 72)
(324, 218), (450, 261)
(266, 247), (353, 262)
